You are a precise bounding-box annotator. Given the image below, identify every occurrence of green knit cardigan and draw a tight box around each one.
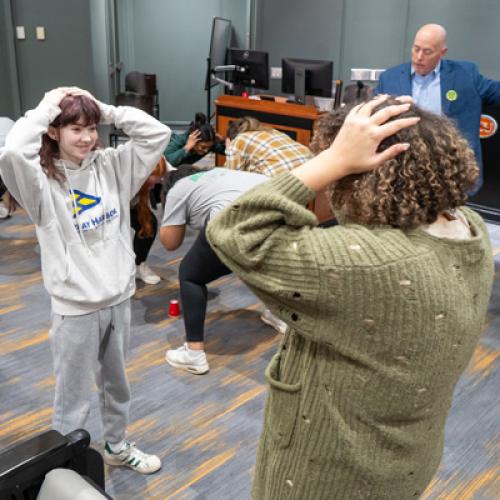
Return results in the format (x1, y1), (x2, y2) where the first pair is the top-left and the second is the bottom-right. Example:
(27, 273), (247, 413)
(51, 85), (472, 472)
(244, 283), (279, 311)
(206, 173), (493, 500)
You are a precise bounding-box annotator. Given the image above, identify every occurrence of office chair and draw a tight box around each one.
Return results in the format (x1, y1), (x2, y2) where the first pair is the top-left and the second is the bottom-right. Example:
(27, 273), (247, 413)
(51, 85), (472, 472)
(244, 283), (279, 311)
(110, 91), (157, 147)
(124, 71), (159, 119)
(115, 92), (155, 116)
(125, 71), (157, 96)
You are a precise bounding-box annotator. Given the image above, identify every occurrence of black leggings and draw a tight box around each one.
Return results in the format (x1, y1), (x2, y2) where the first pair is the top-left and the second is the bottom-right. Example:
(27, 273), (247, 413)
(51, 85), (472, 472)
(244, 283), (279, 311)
(179, 226), (232, 342)
(130, 206), (158, 265)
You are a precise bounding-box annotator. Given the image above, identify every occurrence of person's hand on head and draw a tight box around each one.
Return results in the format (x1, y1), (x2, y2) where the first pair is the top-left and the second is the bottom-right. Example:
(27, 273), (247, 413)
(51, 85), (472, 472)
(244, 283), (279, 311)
(328, 95), (420, 176)
(42, 87), (74, 107)
(65, 87), (96, 101)
(185, 130), (201, 151)
(42, 87), (96, 108)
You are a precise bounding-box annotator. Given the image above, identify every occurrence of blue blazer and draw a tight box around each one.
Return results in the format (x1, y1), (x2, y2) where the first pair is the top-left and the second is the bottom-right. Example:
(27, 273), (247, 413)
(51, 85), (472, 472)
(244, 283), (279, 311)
(377, 60), (500, 192)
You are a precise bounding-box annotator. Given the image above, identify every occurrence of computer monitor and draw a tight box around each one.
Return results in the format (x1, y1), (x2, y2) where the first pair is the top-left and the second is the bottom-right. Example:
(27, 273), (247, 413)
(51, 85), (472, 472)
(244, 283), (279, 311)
(206, 17), (232, 90)
(226, 48), (270, 91)
(282, 57), (333, 104)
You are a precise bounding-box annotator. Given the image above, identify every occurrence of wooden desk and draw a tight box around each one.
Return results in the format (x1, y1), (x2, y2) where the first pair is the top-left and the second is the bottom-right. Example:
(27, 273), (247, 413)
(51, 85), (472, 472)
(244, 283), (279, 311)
(215, 95), (320, 162)
(214, 95), (333, 223)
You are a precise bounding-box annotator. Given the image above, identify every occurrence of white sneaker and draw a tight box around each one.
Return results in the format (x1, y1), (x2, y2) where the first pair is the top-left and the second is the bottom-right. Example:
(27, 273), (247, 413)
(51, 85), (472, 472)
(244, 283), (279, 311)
(260, 308), (288, 334)
(165, 343), (209, 375)
(0, 204), (9, 219)
(103, 441), (161, 474)
(136, 262), (161, 285)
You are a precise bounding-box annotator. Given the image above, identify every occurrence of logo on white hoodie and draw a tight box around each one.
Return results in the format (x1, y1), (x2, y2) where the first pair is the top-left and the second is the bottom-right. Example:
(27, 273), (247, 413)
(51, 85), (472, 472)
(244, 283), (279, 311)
(71, 189), (101, 218)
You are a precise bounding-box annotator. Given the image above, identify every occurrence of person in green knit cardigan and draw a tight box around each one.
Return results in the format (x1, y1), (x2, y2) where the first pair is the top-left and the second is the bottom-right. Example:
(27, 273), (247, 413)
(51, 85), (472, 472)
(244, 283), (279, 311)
(206, 96), (493, 499)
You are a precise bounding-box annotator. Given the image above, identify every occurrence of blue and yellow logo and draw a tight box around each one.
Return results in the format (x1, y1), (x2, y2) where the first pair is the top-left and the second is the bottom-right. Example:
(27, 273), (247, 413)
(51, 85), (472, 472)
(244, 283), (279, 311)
(70, 189), (101, 218)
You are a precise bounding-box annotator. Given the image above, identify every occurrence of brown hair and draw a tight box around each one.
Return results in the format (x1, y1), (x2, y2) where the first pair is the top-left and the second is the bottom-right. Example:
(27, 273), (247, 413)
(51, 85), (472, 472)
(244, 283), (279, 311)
(40, 95), (101, 183)
(136, 155), (167, 238)
(311, 99), (478, 229)
(226, 116), (272, 140)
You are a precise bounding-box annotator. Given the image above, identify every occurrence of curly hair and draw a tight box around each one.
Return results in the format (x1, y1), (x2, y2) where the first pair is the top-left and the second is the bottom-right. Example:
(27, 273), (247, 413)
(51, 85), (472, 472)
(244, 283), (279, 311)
(40, 95), (101, 183)
(310, 99), (479, 229)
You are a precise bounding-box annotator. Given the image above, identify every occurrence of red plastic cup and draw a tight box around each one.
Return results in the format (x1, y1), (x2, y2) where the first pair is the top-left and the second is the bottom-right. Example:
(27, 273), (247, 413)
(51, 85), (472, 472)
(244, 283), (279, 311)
(168, 299), (181, 318)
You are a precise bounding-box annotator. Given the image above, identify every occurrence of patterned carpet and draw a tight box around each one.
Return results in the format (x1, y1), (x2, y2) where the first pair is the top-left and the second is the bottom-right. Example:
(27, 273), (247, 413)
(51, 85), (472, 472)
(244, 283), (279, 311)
(0, 201), (499, 499)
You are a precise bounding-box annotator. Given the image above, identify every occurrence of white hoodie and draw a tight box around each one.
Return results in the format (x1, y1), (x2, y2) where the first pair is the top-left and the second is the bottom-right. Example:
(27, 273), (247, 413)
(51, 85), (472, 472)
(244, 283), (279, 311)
(0, 97), (171, 315)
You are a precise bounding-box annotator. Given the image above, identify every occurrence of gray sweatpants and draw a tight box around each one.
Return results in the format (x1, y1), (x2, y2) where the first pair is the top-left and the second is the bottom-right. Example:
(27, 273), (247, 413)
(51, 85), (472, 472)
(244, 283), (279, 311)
(49, 299), (131, 444)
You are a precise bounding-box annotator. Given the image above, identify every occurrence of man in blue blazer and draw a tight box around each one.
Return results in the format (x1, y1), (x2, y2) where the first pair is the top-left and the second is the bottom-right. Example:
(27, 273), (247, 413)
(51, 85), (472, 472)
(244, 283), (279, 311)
(377, 24), (500, 194)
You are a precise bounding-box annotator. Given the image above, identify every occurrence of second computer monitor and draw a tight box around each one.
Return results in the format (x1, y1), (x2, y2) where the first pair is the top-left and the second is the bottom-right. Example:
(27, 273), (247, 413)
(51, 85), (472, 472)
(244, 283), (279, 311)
(282, 57), (333, 104)
(226, 48), (270, 91)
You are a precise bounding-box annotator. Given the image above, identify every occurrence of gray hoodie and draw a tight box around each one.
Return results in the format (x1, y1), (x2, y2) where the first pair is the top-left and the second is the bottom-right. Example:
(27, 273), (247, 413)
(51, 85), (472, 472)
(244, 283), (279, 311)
(0, 98), (171, 315)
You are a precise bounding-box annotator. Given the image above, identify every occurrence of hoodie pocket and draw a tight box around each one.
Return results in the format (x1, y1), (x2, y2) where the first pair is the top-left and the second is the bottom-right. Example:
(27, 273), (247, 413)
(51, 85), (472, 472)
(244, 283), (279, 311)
(264, 353), (302, 449)
(37, 222), (135, 305)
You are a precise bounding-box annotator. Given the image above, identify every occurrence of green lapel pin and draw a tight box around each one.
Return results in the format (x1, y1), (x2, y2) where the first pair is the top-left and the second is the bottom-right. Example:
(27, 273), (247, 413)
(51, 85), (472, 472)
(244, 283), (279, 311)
(446, 89), (458, 102)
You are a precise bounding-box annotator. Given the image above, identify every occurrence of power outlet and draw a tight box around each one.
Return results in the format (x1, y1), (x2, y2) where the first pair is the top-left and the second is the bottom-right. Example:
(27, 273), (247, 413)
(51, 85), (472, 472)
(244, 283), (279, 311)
(271, 67), (282, 79)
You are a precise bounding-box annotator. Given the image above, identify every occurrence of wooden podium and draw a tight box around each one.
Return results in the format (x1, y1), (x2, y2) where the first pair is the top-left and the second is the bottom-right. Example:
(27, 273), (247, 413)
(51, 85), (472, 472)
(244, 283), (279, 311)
(214, 95), (332, 222)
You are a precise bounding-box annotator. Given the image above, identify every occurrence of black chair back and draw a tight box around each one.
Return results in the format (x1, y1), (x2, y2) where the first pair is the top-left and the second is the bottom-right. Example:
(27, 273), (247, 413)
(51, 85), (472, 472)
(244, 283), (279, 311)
(0, 429), (108, 500)
(115, 92), (155, 116)
(125, 71), (157, 96)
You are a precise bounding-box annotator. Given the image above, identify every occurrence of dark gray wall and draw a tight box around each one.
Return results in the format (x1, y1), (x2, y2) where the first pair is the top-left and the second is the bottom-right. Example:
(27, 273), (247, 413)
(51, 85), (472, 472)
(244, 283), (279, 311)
(8, 0), (96, 112)
(0, 0), (111, 118)
(405, 0), (500, 78)
(116, 0), (251, 124)
(0, 0), (20, 117)
(255, 0), (344, 95)
(256, 0), (500, 97)
(2, 0), (499, 120)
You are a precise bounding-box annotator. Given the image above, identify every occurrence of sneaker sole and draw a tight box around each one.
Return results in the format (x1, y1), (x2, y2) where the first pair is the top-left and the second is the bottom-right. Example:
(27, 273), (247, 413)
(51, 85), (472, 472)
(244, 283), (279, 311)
(165, 355), (209, 375)
(104, 455), (161, 474)
(136, 277), (161, 285)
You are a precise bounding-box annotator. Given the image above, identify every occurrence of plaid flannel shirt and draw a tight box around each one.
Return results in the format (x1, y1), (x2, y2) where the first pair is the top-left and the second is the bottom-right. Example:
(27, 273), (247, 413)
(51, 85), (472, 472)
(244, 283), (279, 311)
(224, 130), (312, 176)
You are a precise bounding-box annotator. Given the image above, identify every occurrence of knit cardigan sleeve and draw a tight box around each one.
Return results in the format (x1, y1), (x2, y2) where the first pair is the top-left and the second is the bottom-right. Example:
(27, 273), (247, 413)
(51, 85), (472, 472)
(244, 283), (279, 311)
(207, 173), (326, 340)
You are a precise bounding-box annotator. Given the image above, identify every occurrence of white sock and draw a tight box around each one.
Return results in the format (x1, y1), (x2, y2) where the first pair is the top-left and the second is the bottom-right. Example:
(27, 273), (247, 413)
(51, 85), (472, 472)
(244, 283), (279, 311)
(107, 439), (126, 453)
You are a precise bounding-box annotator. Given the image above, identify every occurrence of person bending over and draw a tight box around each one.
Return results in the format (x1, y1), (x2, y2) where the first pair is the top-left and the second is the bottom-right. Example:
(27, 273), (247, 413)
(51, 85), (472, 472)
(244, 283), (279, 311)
(131, 155), (167, 284)
(159, 166), (268, 374)
(224, 116), (312, 176)
(164, 112), (225, 167)
(207, 97), (492, 499)
(0, 117), (15, 218)
(0, 87), (171, 474)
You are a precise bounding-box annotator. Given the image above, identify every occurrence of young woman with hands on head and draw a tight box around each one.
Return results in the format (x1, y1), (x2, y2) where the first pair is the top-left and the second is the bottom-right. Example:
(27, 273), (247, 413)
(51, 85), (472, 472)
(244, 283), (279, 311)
(0, 86), (171, 474)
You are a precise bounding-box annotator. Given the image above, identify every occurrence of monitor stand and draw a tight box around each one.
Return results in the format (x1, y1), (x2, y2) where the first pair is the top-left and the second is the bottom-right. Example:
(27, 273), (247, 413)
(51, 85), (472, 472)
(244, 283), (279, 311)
(293, 67), (306, 105)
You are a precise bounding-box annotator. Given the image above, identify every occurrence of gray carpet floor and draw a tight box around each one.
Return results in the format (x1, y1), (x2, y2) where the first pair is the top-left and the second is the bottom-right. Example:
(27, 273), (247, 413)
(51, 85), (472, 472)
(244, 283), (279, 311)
(1, 192), (499, 499)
